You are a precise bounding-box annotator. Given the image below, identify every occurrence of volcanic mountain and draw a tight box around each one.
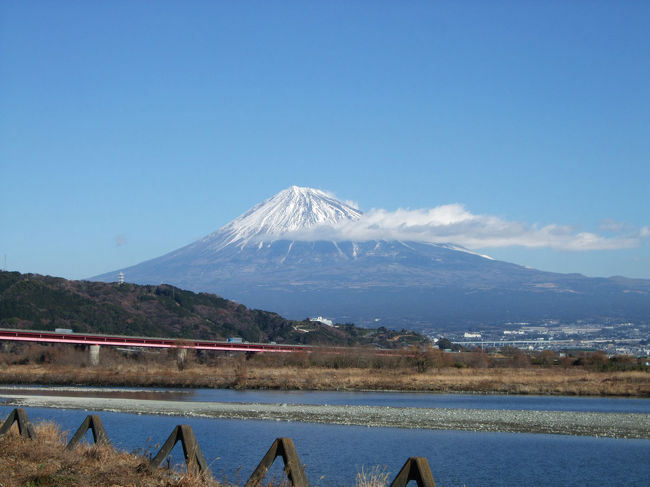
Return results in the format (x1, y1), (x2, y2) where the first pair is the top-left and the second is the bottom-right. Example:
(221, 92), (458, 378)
(93, 186), (650, 331)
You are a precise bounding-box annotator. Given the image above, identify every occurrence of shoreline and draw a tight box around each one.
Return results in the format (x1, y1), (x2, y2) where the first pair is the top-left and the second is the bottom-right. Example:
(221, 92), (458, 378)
(2, 382), (650, 398)
(2, 393), (649, 439)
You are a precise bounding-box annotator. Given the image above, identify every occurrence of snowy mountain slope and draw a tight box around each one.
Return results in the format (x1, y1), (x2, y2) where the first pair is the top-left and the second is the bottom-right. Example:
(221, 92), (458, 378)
(197, 186), (362, 251)
(92, 187), (650, 330)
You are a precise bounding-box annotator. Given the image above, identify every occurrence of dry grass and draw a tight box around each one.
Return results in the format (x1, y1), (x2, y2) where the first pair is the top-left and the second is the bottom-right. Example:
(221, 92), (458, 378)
(1, 362), (648, 396)
(0, 421), (221, 487)
(355, 465), (390, 487)
(244, 365), (650, 396)
(1, 343), (648, 396)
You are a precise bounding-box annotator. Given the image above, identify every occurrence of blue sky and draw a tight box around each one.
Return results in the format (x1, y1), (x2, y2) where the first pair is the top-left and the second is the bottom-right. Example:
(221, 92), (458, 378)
(1, 1), (649, 280)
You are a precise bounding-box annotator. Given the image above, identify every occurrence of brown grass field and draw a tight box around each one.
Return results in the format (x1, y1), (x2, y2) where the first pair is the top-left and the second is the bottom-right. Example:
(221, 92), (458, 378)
(0, 343), (648, 396)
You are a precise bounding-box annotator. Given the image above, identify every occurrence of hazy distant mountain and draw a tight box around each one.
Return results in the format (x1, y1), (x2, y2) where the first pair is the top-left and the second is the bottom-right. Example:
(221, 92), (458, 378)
(92, 186), (650, 331)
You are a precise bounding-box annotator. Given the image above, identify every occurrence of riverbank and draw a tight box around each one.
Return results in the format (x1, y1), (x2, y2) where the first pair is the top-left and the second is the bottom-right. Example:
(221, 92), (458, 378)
(0, 421), (218, 487)
(3, 394), (649, 439)
(1, 363), (648, 396)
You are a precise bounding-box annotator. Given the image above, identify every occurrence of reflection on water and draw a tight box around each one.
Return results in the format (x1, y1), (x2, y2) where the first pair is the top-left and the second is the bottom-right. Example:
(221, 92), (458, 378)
(0, 386), (193, 401)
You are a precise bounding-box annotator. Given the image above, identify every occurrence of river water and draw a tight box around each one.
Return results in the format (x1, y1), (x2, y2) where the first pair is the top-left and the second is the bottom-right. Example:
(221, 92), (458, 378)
(1, 387), (649, 486)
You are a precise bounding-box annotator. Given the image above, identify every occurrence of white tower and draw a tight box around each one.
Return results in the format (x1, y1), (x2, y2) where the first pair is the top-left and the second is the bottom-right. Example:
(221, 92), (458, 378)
(118, 271), (125, 285)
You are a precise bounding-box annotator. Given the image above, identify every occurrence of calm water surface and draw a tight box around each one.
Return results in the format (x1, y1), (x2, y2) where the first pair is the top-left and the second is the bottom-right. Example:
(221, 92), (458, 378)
(2, 385), (649, 413)
(1, 388), (649, 486)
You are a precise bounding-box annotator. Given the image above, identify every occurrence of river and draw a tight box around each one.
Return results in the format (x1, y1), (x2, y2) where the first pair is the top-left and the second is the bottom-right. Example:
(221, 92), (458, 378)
(1, 386), (649, 486)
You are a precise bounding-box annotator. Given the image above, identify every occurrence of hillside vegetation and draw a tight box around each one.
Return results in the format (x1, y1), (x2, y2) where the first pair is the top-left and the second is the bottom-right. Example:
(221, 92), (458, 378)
(0, 271), (426, 347)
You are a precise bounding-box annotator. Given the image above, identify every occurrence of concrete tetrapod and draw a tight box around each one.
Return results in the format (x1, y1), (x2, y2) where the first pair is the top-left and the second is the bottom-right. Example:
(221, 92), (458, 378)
(389, 457), (436, 487)
(66, 414), (111, 449)
(148, 425), (209, 476)
(0, 408), (36, 439)
(245, 437), (309, 487)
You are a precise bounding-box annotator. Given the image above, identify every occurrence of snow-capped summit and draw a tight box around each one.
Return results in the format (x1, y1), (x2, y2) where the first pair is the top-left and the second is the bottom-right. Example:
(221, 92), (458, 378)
(92, 187), (650, 331)
(205, 186), (362, 249)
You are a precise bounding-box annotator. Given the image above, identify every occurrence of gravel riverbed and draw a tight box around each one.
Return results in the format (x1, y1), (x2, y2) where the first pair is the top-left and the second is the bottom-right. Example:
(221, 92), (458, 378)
(2, 394), (648, 439)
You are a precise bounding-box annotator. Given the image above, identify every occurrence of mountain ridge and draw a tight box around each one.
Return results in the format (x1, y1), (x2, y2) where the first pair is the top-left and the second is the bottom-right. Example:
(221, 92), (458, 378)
(92, 187), (650, 330)
(0, 270), (426, 347)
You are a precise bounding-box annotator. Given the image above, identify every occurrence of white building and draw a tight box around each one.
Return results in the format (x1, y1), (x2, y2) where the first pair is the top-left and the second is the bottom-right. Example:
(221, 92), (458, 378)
(310, 316), (334, 326)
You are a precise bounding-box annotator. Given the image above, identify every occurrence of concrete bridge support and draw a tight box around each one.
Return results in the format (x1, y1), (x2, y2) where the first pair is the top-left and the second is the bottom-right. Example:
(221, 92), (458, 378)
(89, 345), (100, 366)
(176, 348), (187, 370)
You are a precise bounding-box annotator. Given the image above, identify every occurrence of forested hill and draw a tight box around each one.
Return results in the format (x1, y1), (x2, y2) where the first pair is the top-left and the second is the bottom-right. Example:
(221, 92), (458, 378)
(0, 271), (426, 347)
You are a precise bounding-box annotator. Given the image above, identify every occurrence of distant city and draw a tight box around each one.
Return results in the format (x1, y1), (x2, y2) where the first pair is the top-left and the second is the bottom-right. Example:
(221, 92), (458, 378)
(428, 321), (650, 357)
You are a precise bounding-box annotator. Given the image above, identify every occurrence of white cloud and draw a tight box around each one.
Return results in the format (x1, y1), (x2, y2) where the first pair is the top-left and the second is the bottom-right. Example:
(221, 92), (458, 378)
(598, 219), (641, 235)
(285, 204), (644, 251)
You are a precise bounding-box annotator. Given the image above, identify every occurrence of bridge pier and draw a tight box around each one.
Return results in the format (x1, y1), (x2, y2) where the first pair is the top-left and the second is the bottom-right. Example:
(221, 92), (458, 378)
(89, 345), (100, 366)
(176, 348), (187, 369)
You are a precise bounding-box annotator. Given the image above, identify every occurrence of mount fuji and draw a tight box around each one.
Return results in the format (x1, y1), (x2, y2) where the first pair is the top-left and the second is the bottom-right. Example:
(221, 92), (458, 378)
(92, 186), (650, 331)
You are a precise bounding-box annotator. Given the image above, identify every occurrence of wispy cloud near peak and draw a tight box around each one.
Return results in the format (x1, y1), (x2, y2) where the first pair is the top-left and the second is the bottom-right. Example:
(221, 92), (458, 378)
(284, 203), (646, 251)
